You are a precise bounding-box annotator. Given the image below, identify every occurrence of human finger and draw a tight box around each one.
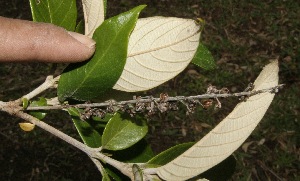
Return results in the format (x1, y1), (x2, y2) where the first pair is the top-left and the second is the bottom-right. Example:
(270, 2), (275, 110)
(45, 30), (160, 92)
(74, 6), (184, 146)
(0, 16), (95, 63)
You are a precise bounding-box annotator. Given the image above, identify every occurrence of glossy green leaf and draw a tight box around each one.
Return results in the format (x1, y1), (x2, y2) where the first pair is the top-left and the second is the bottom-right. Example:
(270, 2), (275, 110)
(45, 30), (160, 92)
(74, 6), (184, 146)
(28, 97), (47, 120)
(147, 142), (194, 166)
(29, 0), (77, 31)
(192, 43), (216, 70)
(125, 140), (154, 163)
(75, 20), (85, 34)
(101, 167), (111, 181)
(68, 107), (106, 148)
(57, 5), (146, 102)
(22, 98), (29, 109)
(109, 139), (154, 163)
(105, 166), (127, 181)
(102, 113), (148, 150)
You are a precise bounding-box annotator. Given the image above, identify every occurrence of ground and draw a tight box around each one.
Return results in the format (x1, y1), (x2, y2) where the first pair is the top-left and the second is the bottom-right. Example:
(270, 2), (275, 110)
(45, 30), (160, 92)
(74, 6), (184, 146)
(0, 0), (299, 180)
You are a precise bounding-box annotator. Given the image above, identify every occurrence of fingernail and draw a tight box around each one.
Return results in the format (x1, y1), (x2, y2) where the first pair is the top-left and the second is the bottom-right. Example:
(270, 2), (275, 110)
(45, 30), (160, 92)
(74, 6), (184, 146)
(67, 31), (96, 49)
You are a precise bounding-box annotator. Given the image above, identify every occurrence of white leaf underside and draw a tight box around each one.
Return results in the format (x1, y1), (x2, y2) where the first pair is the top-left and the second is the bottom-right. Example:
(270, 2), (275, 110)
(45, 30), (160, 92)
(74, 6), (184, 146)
(82, 0), (105, 37)
(156, 60), (279, 180)
(113, 17), (201, 92)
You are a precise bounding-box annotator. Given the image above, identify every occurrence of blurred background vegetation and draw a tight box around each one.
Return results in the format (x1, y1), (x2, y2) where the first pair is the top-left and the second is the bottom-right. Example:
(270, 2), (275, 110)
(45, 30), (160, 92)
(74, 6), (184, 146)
(0, 0), (299, 180)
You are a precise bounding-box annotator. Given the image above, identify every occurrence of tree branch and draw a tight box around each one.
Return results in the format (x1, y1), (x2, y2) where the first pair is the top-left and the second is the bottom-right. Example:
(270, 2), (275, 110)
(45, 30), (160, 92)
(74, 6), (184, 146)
(1, 101), (90, 154)
(25, 84), (284, 111)
(0, 100), (133, 178)
(22, 75), (60, 100)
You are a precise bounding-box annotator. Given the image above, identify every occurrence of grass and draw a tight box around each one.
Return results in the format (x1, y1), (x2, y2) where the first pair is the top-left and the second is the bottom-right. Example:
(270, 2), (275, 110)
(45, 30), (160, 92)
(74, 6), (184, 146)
(0, 0), (299, 180)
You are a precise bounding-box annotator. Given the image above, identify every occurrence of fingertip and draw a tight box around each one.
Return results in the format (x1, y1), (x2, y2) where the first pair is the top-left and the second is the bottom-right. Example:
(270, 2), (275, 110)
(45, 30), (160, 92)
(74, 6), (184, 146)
(58, 31), (96, 63)
(67, 31), (96, 50)
(0, 17), (96, 63)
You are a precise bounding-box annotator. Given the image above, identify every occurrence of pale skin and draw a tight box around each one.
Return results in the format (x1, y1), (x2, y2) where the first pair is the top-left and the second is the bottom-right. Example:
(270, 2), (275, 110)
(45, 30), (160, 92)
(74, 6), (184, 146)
(0, 16), (96, 63)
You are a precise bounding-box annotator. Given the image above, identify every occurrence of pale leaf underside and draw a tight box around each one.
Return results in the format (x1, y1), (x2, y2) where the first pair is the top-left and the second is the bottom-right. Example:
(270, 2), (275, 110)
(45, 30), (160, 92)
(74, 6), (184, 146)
(156, 60), (279, 180)
(113, 17), (201, 92)
(82, 0), (105, 37)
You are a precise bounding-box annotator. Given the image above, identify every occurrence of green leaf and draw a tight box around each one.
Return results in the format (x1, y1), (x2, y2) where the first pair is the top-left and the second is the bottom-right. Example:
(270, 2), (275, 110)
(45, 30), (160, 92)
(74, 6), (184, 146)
(57, 5), (146, 102)
(109, 139), (154, 163)
(68, 108), (109, 148)
(192, 43), (216, 70)
(102, 113), (148, 150)
(103, 0), (107, 16)
(75, 20), (85, 34)
(147, 142), (194, 166)
(105, 166), (128, 181)
(29, 0), (77, 31)
(101, 167), (111, 181)
(28, 97), (47, 120)
(22, 98), (29, 109)
(92, 141), (153, 180)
